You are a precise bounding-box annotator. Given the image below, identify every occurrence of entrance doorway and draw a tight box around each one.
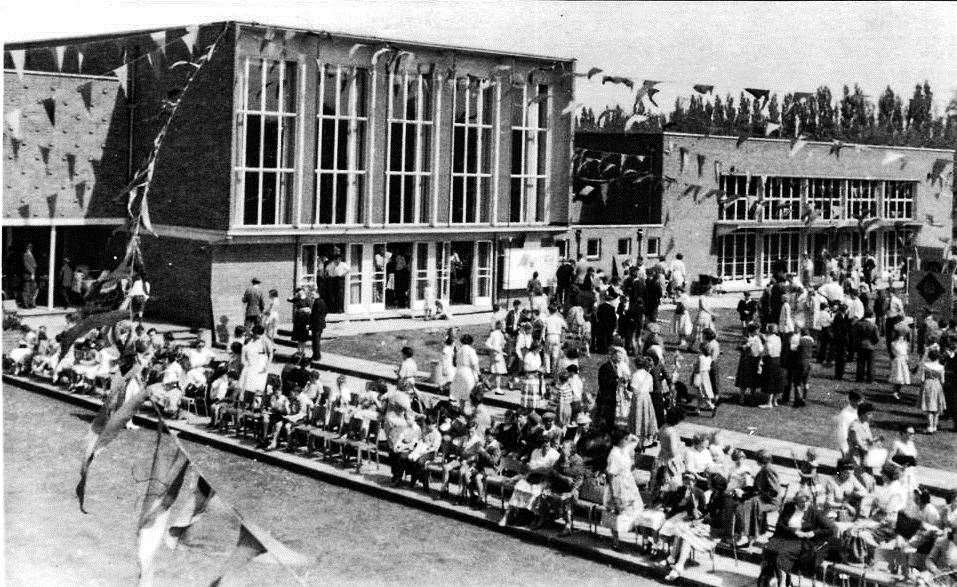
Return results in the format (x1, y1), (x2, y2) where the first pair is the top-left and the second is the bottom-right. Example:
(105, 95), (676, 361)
(385, 243), (413, 309)
(449, 241), (473, 305)
(811, 233), (831, 276)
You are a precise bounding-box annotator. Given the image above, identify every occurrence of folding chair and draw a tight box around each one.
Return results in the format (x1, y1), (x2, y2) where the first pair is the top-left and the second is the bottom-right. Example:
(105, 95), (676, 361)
(349, 419), (382, 472)
(308, 409), (343, 457)
(330, 417), (366, 465)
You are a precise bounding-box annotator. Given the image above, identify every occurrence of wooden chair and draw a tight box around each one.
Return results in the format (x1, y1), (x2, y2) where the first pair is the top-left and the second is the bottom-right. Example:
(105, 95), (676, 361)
(308, 409), (343, 457)
(484, 455), (527, 512)
(349, 419), (382, 472)
(330, 417), (366, 465)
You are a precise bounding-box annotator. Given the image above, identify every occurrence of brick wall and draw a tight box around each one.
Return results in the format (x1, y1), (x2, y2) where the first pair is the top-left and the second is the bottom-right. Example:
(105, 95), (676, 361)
(139, 235), (212, 327)
(3, 72), (128, 220)
(209, 242), (296, 337)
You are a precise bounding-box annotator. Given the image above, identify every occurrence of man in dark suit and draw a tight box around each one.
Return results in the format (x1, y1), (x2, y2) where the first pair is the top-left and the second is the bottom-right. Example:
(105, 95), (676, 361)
(594, 294), (619, 354)
(555, 260), (574, 306)
(241, 278), (265, 329)
(310, 294), (328, 361)
(853, 310), (880, 383)
(596, 346), (626, 432)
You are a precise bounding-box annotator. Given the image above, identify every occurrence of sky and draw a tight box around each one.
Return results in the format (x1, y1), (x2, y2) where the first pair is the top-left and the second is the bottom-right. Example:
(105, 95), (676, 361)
(3, 0), (956, 114)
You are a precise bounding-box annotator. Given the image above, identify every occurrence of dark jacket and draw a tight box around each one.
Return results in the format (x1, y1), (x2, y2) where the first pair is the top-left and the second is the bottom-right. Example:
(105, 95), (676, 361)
(773, 502), (836, 540)
(310, 296), (328, 331)
(853, 319), (880, 351)
(596, 360), (620, 430)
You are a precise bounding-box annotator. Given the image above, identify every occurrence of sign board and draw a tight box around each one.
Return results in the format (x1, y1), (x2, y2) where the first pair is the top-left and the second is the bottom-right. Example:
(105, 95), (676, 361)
(503, 246), (559, 290)
(908, 245), (953, 322)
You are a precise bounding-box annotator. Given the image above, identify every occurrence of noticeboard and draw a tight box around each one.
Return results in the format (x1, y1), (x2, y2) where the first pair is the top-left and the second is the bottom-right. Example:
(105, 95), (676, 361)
(908, 247), (954, 322)
(503, 247), (559, 290)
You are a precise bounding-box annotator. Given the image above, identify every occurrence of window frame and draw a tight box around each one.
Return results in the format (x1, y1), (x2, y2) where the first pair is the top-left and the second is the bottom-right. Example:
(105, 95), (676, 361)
(314, 63), (369, 226)
(450, 78), (496, 224)
(236, 57), (300, 227)
(646, 236), (661, 257)
(761, 231), (801, 278)
(617, 237), (632, 256)
(385, 69), (435, 225)
(717, 174), (759, 221)
(585, 238), (601, 261)
(883, 180), (914, 220)
(509, 82), (550, 224)
(716, 231), (756, 281)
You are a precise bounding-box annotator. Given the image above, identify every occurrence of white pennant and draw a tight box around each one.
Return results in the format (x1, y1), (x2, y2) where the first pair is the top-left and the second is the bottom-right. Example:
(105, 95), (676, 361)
(181, 26), (199, 55)
(77, 48), (85, 73)
(561, 101), (583, 116)
(10, 49), (25, 81)
(764, 121), (781, 136)
(5, 109), (22, 140)
(114, 63), (128, 94)
(54, 46), (66, 71)
(150, 31), (166, 55)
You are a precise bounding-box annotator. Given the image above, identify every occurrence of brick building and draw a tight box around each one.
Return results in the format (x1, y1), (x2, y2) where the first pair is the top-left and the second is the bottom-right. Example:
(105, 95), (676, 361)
(3, 22), (575, 327)
(564, 131), (955, 290)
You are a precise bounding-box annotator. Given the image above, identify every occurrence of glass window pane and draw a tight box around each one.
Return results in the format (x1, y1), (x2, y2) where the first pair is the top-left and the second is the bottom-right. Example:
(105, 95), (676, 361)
(318, 173), (334, 223)
(403, 176), (415, 222)
(388, 176), (402, 223)
(245, 114), (261, 166)
(322, 66), (337, 116)
(349, 244), (362, 305)
(420, 127), (432, 172)
(352, 175), (365, 223)
(354, 69), (368, 117)
(451, 178), (464, 223)
(264, 61), (280, 111)
(536, 131), (548, 175)
(262, 116), (279, 168)
(452, 126), (465, 173)
(354, 121), (366, 171)
(244, 172), (259, 224)
(336, 119), (349, 170)
(420, 75), (433, 120)
(282, 61), (297, 113)
(301, 245), (316, 278)
(536, 84), (549, 128)
(483, 85), (495, 124)
(281, 117), (296, 169)
(261, 172), (277, 224)
(335, 174), (348, 224)
(246, 60), (262, 110)
(320, 119), (335, 169)
(465, 177), (477, 223)
(510, 177), (522, 221)
(278, 172), (294, 224)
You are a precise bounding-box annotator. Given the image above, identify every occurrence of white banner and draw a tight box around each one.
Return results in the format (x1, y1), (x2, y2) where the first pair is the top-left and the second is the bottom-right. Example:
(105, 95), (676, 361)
(503, 246), (559, 289)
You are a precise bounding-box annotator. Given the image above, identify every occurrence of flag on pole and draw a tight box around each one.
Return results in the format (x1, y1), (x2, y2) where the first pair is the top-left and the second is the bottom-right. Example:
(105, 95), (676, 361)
(137, 433), (189, 586)
(54, 46), (66, 71)
(4, 108), (22, 140)
(114, 63), (128, 95)
(9, 49), (25, 81)
(562, 101), (583, 116)
(693, 84), (714, 94)
(736, 132), (750, 148)
(745, 88), (770, 106)
(181, 26), (199, 55)
(41, 97), (56, 126)
(646, 87), (661, 107)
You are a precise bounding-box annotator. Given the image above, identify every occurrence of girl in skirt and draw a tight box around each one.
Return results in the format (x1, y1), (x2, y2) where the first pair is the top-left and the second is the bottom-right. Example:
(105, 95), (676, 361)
(673, 292), (694, 350)
(888, 331), (911, 401)
(921, 349), (946, 434)
(735, 323), (764, 404)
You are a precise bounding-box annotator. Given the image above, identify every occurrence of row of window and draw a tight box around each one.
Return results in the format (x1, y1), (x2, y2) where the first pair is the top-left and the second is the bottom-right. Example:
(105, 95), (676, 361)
(717, 175), (915, 222)
(716, 230), (906, 281)
(237, 59), (552, 227)
(555, 237), (662, 261)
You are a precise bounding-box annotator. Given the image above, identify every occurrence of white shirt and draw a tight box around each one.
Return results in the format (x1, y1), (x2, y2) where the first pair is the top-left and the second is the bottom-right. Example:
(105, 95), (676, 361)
(819, 282), (844, 302)
(887, 295), (904, 318)
(544, 313), (567, 339)
(528, 446), (560, 470)
(846, 296), (864, 321)
(523, 350), (542, 373)
(670, 259), (687, 283)
(187, 347), (215, 369)
(398, 358), (418, 382)
(835, 404), (858, 454)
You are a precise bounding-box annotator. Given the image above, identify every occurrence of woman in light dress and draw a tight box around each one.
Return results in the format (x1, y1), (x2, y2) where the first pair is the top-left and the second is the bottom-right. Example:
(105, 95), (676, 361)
(629, 356), (659, 448)
(449, 334), (480, 407)
(693, 341), (716, 410)
(692, 287), (715, 347)
(485, 321), (508, 393)
(921, 349), (946, 434)
(240, 325), (272, 394)
(673, 291), (694, 350)
(604, 427), (645, 549)
(612, 347), (634, 430)
(888, 331), (911, 401)
(439, 334), (456, 386)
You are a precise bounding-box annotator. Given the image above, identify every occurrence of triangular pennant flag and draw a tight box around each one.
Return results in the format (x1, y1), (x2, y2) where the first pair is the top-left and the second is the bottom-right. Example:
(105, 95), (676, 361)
(150, 31), (166, 55)
(646, 87), (660, 107)
(745, 88), (770, 105)
(41, 97), (56, 126)
(577, 67), (603, 79)
(139, 190), (156, 236)
(562, 101), (583, 116)
(114, 63), (128, 95)
(600, 75), (634, 90)
(166, 473), (216, 549)
(829, 140), (844, 158)
(9, 49), (25, 81)
(38, 145), (51, 166)
(693, 84), (714, 94)
(882, 152), (904, 166)
(5, 108), (22, 140)
(46, 194), (57, 217)
(211, 521), (310, 586)
(764, 121), (781, 136)
(77, 48), (85, 72)
(789, 136), (807, 157)
(137, 433), (189, 585)
(75, 361), (150, 512)
(181, 25), (199, 55)
(54, 46), (66, 71)
(77, 81), (93, 111)
(211, 524), (268, 587)
(736, 132), (750, 148)
(624, 113), (648, 131)
(66, 152), (76, 178)
(927, 158), (950, 184)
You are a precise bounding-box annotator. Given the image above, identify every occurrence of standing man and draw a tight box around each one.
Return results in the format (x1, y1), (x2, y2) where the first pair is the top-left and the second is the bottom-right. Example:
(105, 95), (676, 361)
(543, 304), (567, 379)
(242, 277), (266, 330)
(853, 310), (880, 383)
(527, 271), (543, 309)
(555, 260), (574, 307)
(58, 256), (74, 307)
(326, 251), (349, 313)
(310, 292), (328, 362)
(21, 243), (37, 309)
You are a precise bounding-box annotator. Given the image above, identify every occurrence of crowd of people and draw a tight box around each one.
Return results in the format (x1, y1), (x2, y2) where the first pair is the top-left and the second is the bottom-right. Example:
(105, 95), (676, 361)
(5, 247), (957, 585)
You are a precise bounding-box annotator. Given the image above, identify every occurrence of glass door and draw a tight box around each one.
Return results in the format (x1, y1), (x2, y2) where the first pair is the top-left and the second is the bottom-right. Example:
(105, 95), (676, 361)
(411, 242), (430, 311)
(370, 243), (387, 312)
(475, 240), (492, 307)
(345, 244), (364, 313)
(436, 241), (450, 305)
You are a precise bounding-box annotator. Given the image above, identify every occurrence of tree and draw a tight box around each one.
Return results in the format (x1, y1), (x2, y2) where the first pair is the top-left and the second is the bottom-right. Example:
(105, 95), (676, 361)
(733, 93), (751, 135)
(815, 85), (836, 140)
(712, 94), (726, 133)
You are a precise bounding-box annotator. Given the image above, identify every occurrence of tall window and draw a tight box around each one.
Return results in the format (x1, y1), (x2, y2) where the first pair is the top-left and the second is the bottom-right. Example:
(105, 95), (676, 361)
(807, 178), (843, 221)
(386, 71), (434, 224)
(882, 231), (906, 278)
(315, 64), (368, 224)
(848, 231), (877, 259)
(883, 181), (914, 220)
(847, 179), (879, 219)
(510, 83), (549, 223)
(762, 231), (800, 278)
(764, 177), (802, 221)
(717, 175), (759, 221)
(238, 59), (298, 226)
(451, 79), (495, 223)
(716, 231), (756, 281)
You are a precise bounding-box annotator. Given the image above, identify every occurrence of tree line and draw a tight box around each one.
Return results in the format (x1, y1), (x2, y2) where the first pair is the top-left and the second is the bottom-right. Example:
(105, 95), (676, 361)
(577, 82), (957, 149)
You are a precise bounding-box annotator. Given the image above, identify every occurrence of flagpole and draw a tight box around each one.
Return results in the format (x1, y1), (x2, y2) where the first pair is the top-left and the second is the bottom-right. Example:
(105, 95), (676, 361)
(150, 410), (307, 586)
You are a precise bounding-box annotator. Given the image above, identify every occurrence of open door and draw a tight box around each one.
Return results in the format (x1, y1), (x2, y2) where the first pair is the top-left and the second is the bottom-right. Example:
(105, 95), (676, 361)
(474, 240), (492, 308)
(411, 242), (430, 311)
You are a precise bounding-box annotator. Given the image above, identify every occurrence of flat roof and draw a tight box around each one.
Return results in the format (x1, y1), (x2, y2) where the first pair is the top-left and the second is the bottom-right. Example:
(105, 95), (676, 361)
(5, 20), (576, 65)
(576, 130), (954, 155)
